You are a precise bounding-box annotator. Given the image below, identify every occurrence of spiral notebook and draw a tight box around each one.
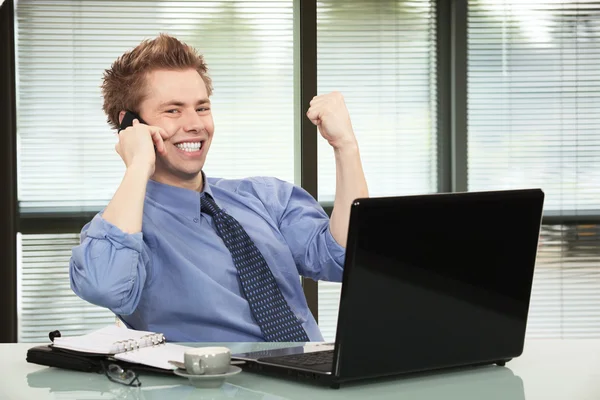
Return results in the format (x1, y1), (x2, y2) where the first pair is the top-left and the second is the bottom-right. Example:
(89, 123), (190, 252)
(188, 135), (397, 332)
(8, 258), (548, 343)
(52, 325), (190, 370)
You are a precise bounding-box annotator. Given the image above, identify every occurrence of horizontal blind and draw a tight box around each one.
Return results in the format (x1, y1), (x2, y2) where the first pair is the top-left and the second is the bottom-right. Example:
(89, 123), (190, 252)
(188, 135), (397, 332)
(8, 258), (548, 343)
(467, 0), (600, 212)
(15, 0), (295, 210)
(316, 0), (437, 341)
(17, 234), (115, 342)
(467, 1), (600, 338)
(528, 224), (600, 338)
(317, 0), (438, 203)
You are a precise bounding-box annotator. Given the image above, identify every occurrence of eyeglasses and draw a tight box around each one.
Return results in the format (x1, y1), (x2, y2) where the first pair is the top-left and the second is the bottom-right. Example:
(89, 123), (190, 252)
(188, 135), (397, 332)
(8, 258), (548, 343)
(101, 361), (142, 387)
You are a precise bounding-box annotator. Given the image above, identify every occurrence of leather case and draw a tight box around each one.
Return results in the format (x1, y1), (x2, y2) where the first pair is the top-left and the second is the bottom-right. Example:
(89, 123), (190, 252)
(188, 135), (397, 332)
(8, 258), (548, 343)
(26, 345), (105, 373)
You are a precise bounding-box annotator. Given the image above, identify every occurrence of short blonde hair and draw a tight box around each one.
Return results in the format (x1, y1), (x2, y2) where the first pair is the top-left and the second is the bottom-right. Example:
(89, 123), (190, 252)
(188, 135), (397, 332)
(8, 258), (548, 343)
(101, 33), (213, 130)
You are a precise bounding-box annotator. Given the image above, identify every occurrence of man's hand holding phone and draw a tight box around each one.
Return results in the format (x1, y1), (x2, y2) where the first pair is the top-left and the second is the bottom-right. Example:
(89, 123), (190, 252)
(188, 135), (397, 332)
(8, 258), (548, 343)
(116, 118), (169, 179)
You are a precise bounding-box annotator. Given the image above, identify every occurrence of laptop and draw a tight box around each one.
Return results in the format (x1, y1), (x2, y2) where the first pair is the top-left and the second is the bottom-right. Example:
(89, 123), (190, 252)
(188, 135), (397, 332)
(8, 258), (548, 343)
(233, 189), (545, 388)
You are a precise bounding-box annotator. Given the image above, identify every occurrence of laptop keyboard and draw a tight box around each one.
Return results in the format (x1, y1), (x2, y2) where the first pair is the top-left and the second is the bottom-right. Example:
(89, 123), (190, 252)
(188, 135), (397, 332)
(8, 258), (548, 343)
(261, 350), (334, 369)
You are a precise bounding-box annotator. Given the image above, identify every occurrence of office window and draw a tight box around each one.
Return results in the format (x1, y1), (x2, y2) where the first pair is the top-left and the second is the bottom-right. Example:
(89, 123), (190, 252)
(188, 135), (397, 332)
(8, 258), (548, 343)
(468, 0), (600, 337)
(17, 234), (115, 342)
(530, 225), (600, 337)
(15, 0), (295, 340)
(316, 0), (438, 341)
(15, 0), (295, 209)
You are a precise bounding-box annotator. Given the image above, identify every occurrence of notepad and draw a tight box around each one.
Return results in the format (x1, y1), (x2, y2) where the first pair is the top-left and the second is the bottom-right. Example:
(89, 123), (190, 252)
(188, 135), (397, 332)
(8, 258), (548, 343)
(52, 325), (191, 370)
(113, 342), (190, 370)
(52, 325), (163, 354)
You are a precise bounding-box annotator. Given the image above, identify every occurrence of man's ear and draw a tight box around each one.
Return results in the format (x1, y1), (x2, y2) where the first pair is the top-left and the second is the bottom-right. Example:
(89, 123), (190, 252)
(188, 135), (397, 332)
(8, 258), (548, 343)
(118, 110), (127, 126)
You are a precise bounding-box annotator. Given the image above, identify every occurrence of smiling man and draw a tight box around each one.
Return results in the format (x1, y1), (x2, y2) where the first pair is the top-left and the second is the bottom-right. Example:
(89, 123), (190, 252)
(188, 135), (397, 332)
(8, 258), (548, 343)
(69, 34), (368, 342)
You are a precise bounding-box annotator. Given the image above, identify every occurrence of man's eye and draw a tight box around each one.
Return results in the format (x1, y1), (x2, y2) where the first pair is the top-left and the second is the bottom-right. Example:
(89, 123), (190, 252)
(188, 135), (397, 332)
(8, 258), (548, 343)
(197, 108), (210, 112)
(166, 109), (178, 114)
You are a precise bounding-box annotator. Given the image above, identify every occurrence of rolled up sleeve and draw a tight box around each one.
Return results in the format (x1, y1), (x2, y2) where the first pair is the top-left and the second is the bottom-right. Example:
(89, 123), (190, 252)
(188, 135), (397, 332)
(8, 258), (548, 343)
(324, 225), (346, 268)
(69, 213), (151, 315)
(265, 178), (346, 282)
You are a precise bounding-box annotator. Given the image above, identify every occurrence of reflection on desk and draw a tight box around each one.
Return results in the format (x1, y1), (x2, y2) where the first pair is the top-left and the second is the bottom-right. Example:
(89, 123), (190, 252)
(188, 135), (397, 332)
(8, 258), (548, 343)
(25, 362), (524, 400)
(2, 340), (599, 399)
(26, 366), (285, 400)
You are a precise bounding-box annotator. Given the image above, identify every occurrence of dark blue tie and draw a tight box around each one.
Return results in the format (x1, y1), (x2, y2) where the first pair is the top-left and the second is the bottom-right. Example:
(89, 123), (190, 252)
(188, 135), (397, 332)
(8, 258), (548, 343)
(200, 194), (310, 342)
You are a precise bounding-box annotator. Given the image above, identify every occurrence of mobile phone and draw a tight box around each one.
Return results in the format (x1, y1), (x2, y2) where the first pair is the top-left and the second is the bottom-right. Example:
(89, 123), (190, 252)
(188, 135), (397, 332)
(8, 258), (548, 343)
(118, 111), (146, 133)
(118, 111), (159, 152)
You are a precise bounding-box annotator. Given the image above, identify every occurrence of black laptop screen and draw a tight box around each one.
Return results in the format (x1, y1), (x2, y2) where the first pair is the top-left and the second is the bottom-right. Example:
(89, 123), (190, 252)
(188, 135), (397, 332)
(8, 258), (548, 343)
(333, 189), (544, 381)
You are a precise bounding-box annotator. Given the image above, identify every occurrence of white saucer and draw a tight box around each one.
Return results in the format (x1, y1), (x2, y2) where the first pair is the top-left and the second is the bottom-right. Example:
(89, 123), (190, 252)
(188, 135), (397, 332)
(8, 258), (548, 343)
(173, 366), (242, 388)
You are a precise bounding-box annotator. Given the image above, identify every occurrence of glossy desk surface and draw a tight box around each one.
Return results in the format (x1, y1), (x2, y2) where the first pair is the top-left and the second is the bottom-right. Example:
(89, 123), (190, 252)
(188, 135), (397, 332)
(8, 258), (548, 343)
(0, 339), (598, 400)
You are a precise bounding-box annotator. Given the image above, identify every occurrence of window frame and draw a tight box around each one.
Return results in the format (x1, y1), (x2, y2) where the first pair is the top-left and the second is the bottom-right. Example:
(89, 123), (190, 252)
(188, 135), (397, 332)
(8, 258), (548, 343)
(0, 0), (18, 343)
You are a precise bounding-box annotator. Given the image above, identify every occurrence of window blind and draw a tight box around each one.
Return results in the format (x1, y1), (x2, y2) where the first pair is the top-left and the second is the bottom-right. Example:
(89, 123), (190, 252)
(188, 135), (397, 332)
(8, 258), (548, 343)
(467, 0), (600, 212)
(528, 224), (600, 338)
(14, 0), (295, 341)
(17, 233), (116, 342)
(15, 0), (295, 210)
(316, 0), (437, 341)
(467, 0), (600, 338)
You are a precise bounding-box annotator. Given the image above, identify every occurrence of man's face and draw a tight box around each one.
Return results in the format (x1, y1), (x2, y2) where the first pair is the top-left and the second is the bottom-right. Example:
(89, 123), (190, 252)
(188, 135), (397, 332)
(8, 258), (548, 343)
(138, 68), (214, 183)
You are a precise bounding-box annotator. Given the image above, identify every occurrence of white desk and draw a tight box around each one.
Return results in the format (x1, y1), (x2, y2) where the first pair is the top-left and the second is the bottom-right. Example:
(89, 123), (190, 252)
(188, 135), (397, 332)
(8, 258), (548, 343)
(0, 340), (598, 399)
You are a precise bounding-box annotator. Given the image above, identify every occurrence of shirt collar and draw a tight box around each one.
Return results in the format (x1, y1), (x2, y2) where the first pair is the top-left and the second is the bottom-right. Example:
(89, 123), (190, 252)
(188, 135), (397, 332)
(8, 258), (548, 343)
(145, 171), (216, 220)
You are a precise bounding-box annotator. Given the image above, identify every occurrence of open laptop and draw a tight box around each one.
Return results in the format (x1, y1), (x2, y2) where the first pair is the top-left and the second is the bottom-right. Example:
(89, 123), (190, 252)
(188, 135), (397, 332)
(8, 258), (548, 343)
(233, 189), (545, 388)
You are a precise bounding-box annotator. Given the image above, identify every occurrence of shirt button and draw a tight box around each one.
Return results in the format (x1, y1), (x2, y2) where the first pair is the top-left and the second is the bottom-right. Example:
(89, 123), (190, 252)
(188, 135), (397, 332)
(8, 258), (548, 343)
(193, 217), (199, 223)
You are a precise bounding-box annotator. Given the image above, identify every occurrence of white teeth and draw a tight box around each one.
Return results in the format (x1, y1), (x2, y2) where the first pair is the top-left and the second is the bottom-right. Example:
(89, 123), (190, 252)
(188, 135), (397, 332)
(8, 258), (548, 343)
(175, 142), (202, 152)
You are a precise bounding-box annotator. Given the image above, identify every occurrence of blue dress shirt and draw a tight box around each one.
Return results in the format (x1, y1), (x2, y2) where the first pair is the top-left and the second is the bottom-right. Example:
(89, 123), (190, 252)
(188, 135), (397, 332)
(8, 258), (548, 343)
(69, 175), (346, 342)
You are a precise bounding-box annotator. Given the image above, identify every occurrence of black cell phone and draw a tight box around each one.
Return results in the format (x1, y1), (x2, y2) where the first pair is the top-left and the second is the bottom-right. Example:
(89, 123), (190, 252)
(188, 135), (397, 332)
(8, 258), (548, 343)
(118, 110), (157, 151)
(118, 111), (146, 133)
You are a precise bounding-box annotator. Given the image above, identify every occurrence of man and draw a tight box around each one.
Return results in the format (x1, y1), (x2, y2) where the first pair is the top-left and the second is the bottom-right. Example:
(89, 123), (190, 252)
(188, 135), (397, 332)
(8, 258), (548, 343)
(69, 34), (368, 342)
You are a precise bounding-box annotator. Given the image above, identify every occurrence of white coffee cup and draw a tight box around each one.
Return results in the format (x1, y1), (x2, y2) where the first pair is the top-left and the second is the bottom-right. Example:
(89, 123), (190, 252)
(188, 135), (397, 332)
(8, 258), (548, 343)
(183, 347), (231, 375)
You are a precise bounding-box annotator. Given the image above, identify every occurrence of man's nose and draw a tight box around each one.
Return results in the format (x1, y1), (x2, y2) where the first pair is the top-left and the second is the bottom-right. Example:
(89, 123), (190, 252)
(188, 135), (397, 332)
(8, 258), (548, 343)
(183, 110), (204, 132)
